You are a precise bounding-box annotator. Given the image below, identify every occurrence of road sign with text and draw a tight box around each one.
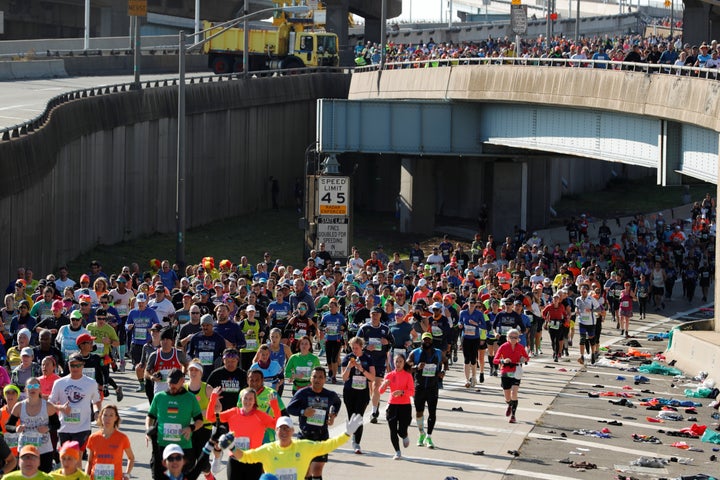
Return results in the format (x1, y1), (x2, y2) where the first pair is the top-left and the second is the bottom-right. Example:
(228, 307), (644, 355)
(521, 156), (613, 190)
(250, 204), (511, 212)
(510, 4), (528, 35)
(317, 176), (349, 215)
(317, 216), (349, 257)
(128, 0), (147, 17)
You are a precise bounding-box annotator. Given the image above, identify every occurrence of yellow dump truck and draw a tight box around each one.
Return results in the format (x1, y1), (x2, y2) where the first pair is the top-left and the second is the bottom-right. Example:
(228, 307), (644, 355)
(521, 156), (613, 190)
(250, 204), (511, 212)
(202, 19), (339, 74)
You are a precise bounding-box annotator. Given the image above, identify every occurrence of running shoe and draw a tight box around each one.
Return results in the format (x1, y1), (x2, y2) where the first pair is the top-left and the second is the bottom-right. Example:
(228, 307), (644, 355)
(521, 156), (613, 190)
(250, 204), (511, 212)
(370, 413), (378, 424)
(479, 373), (485, 383)
(464, 380), (471, 388)
(577, 356), (584, 365)
(116, 386), (124, 402)
(135, 384), (145, 393)
(509, 415), (517, 424)
(424, 436), (435, 449)
(402, 436), (410, 448)
(505, 404), (512, 417)
(353, 442), (362, 454)
(417, 433), (426, 446)
(470, 377), (476, 388)
(393, 451), (401, 460)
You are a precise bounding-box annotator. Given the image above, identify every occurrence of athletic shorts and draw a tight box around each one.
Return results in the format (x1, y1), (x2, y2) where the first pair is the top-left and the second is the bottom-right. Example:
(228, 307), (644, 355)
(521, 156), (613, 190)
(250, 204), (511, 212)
(325, 340), (343, 363)
(501, 376), (521, 390)
(462, 338), (480, 364)
(131, 343), (144, 365)
(651, 286), (664, 296)
(578, 323), (595, 338)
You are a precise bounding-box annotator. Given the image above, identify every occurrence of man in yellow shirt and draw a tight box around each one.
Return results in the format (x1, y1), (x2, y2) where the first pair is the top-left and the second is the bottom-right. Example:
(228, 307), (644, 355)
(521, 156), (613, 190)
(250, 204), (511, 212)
(228, 414), (362, 480)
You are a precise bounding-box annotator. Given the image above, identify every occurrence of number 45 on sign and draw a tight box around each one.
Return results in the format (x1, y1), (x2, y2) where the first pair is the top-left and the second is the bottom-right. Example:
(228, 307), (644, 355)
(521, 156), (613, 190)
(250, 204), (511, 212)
(318, 177), (349, 215)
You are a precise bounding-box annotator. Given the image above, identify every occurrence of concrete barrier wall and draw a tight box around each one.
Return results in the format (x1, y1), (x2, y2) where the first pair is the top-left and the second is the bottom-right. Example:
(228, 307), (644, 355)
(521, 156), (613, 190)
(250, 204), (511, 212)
(0, 59), (68, 80)
(349, 66), (720, 133)
(0, 73), (351, 282)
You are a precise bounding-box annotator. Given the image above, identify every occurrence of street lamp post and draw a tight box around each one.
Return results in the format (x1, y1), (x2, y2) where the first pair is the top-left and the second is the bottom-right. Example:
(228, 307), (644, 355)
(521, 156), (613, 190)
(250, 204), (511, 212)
(174, 5), (309, 267)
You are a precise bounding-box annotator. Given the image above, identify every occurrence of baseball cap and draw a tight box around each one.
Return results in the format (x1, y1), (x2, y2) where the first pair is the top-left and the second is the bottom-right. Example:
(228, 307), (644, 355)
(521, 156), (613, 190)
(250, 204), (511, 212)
(163, 444), (184, 460)
(79, 295), (92, 305)
(276, 416), (294, 429)
(17, 328), (31, 340)
(430, 302), (443, 310)
(421, 332), (433, 341)
(160, 328), (174, 341)
(246, 304), (256, 312)
(20, 347), (34, 357)
(149, 323), (163, 331)
(51, 300), (64, 311)
(136, 292), (148, 303)
(75, 333), (96, 345)
(371, 306), (383, 313)
(187, 360), (203, 371)
(68, 352), (85, 364)
(292, 269), (302, 276)
(19, 445), (40, 458)
(417, 278), (427, 287)
(79, 274), (90, 283)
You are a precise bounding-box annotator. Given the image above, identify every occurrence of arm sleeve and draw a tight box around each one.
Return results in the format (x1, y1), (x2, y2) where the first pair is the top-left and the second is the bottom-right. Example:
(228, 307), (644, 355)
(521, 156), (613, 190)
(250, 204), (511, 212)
(285, 391), (304, 417)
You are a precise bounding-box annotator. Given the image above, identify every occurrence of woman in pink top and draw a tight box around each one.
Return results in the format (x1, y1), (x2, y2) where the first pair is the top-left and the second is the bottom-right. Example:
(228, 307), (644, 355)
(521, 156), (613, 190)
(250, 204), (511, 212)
(493, 328), (529, 424)
(379, 354), (415, 460)
(207, 386), (280, 480)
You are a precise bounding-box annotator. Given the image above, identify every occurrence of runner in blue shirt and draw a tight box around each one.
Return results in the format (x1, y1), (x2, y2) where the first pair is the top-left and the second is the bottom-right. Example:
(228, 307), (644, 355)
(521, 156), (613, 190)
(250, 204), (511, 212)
(319, 299), (346, 384)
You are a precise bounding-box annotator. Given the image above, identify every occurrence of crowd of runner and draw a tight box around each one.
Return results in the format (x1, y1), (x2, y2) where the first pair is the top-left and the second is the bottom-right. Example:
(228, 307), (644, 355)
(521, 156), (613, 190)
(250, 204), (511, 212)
(0, 192), (715, 479)
(355, 33), (720, 73)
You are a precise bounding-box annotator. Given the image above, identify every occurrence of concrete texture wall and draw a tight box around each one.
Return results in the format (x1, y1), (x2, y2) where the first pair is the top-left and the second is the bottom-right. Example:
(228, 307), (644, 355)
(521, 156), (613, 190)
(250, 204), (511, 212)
(0, 73), (351, 283)
(349, 65), (720, 133)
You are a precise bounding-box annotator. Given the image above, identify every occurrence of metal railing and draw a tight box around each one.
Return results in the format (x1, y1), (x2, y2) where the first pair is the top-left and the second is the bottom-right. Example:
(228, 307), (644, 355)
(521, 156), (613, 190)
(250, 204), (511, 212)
(0, 66), (351, 142)
(354, 56), (720, 80)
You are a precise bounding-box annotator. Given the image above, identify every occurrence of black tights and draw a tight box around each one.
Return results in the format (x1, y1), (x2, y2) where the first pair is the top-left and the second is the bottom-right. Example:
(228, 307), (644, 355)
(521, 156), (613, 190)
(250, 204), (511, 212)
(386, 403), (411, 451)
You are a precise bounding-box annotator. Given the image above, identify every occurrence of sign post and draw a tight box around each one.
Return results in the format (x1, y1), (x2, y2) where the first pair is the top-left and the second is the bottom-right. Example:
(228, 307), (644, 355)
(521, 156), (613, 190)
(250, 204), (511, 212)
(128, 0), (147, 16)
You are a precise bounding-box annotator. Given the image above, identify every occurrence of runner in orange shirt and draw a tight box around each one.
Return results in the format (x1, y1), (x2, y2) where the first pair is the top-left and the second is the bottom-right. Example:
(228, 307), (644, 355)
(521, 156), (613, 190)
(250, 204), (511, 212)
(85, 405), (135, 480)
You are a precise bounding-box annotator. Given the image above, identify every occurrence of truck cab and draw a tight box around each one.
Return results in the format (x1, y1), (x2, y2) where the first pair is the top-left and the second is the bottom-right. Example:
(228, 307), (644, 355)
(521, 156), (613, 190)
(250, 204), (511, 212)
(290, 32), (339, 67)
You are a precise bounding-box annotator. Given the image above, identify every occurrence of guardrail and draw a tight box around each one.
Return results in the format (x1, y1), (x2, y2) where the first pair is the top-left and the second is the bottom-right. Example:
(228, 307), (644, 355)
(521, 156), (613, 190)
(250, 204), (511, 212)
(0, 66), (351, 142)
(355, 56), (720, 80)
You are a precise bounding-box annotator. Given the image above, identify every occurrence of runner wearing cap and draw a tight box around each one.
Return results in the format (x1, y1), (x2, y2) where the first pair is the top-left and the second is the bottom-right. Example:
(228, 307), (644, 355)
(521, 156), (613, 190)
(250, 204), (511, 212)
(1, 385), (21, 457)
(4, 445), (45, 479)
(238, 305), (262, 371)
(146, 368), (204, 480)
(87, 308), (122, 401)
(226, 413), (363, 479)
(148, 283), (176, 327)
(407, 332), (444, 448)
(356, 306), (394, 423)
(542, 293), (569, 362)
(56, 311), (90, 358)
(427, 302), (451, 373)
(493, 328), (529, 424)
(11, 347), (41, 395)
(146, 328), (189, 395)
(126, 293), (160, 391)
(184, 360), (214, 463)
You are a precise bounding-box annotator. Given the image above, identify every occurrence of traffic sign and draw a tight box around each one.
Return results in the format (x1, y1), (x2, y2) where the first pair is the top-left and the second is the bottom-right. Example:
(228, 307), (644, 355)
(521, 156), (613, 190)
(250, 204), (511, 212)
(317, 176), (349, 215)
(317, 216), (349, 257)
(510, 4), (528, 35)
(128, 0), (147, 17)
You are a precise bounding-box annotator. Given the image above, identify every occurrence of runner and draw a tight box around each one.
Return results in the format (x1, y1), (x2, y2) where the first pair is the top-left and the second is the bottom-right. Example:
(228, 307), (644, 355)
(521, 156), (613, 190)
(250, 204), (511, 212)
(459, 299), (485, 388)
(356, 306), (394, 423)
(493, 329), (529, 424)
(340, 337), (375, 454)
(284, 336), (320, 395)
(407, 332), (443, 449)
(618, 281), (636, 338)
(574, 285), (601, 365)
(542, 293), (569, 362)
(318, 299), (345, 384)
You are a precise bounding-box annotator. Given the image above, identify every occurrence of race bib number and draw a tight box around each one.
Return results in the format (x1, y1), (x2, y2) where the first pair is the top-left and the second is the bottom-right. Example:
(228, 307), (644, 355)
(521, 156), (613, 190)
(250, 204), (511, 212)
(275, 468), (297, 480)
(514, 364), (524, 380)
(95, 341), (106, 353)
(621, 301), (630, 308)
(295, 329), (307, 340)
(94, 464), (114, 480)
(159, 369), (172, 381)
(499, 325), (511, 335)
(234, 436), (250, 450)
(135, 328), (147, 341)
(326, 324), (338, 336)
(116, 305), (129, 316)
(422, 363), (437, 377)
(431, 326), (442, 336)
(464, 324), (477, 336)
(393, 348), (406, 358)
(549, 320), (560, 330)
(163, 423), (183, 442)
(199, 351), (214, 366)
(65, 407), (81, 423)
(307, 408), (326, 426)
(4, 432), (18, 448)
(295, 366), (311, 380)
(83, 367), (96, 378)
(368, 337), (381, 349)
(20, 432), (43, 447)
(352, 375), (366, 390)
(246, 339), (258, 350)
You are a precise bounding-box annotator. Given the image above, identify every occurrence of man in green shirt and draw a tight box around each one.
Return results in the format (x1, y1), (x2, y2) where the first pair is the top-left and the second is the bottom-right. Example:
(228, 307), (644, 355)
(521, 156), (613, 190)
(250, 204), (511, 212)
(147, 368), (204, 480)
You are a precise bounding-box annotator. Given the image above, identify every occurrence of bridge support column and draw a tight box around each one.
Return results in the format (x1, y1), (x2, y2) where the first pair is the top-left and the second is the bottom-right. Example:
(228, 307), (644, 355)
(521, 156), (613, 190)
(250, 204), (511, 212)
(490, 161), (528, 238)
(399, 158), (435, 235)
(659, 121), (683, 186)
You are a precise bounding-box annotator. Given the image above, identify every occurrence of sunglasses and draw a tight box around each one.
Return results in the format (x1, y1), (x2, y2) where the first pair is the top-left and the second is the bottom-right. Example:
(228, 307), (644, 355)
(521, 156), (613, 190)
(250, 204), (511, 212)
(69, 363), (84, 368)
(166, 455), (183, 462)
(71, 318), (82, 321)
(508, 336), (520, 339)
(26, 384), (41, 390)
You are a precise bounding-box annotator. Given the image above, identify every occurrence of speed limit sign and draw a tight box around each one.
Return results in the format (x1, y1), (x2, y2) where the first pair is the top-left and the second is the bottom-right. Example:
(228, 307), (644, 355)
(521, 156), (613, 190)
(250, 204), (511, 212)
(317, 176), (349, 215)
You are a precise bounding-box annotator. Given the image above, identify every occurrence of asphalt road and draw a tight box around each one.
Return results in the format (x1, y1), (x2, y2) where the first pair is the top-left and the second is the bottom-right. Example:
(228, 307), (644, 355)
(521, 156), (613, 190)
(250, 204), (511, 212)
(0, 73), (206, 131)
(100, 297), (717, 480)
